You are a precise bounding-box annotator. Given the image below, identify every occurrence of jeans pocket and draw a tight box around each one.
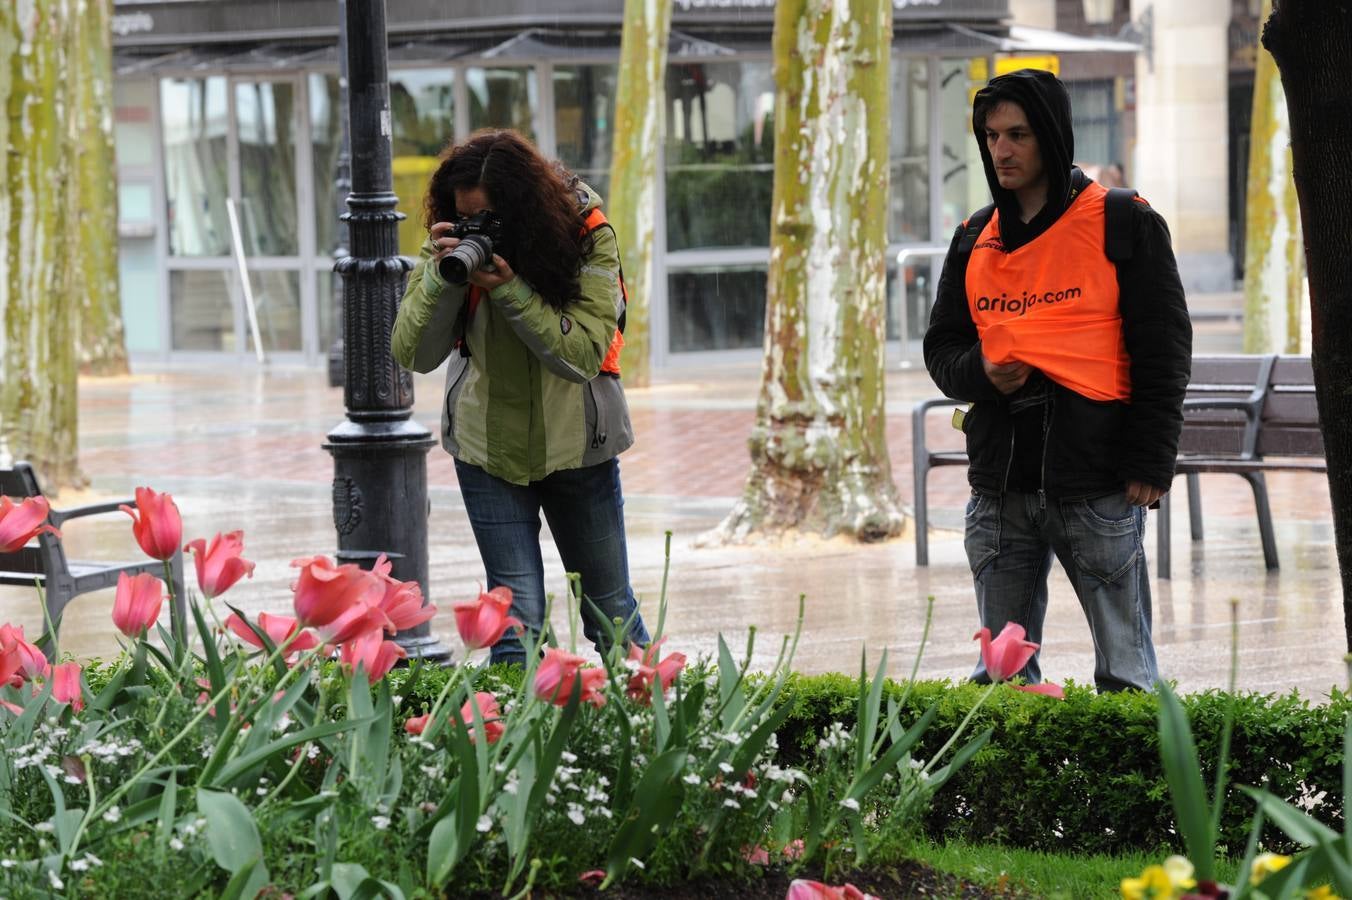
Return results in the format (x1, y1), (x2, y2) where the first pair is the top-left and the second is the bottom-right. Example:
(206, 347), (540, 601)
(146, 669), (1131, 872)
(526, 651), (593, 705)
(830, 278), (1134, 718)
(1065, 492), (1140, 585)
(963, 491), (1000, 577)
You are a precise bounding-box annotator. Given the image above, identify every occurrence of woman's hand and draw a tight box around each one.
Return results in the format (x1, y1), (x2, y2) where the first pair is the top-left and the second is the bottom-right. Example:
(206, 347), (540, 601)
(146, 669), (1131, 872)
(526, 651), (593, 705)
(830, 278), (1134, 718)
(469, 254), (515, 291)
(429, 221), (460, 262)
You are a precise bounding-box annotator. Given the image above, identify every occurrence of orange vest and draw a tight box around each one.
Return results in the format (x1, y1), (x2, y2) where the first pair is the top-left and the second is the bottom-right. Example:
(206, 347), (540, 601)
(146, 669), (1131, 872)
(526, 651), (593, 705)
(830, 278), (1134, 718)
(465, 208), (626, 377)
(965, 181), (1131, 402)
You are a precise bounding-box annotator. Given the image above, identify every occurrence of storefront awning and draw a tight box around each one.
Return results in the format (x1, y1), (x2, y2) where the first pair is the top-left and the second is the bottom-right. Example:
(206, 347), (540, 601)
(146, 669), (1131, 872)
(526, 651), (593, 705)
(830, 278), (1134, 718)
(115, 39), (473, 76)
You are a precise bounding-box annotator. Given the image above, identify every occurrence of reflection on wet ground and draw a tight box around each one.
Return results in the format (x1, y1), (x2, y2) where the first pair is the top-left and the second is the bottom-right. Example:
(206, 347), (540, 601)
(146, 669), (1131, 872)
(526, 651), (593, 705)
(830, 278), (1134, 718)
(4, 344), (1343, 701)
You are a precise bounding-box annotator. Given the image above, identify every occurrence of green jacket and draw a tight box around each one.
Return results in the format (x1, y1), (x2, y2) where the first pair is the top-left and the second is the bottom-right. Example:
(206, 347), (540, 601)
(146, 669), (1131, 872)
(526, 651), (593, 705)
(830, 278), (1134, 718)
(390, 184), (634, 485)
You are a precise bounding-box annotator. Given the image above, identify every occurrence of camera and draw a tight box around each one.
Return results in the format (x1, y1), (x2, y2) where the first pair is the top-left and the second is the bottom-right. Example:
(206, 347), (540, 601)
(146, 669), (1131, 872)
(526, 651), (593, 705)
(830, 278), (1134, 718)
(438, 211), (506, 285)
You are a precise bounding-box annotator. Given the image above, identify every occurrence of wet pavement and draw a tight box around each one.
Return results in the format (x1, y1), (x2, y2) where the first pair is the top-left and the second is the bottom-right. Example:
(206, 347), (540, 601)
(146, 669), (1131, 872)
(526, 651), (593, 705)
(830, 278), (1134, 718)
(3, 309), (1344, 700)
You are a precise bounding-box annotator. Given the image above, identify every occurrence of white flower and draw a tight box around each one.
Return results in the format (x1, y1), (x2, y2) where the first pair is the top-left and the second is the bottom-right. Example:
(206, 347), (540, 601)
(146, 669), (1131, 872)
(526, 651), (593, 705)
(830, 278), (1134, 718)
(70, 859), (89, 872)
(682, 773), (702, 785)
(566, 804), (586, 826)
(0, 859), (16, 868)
(723, 799), (741, 809)
(47, 870), (64, 890)
(102, 807), (122, 824)
(560, 751), (578, 764)
(840, 798), (860, 812)
(307, 744), (321, 760)
(34, 822), (55, 834)
(371, 815), (391, 830)
(82, 853), (102, 868)
(629, 858), (645, 870)
(718, 762), (734, 774)
(169, 838), (185, 851)
(476, 815), (492, 833)
(392, 695), (403, 706)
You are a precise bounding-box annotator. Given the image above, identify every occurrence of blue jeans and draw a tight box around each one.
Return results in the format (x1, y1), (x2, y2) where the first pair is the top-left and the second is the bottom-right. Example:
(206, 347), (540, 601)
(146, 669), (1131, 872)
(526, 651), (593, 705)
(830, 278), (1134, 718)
(454, 457), (650, 665)
(964, 490), (1159, 692)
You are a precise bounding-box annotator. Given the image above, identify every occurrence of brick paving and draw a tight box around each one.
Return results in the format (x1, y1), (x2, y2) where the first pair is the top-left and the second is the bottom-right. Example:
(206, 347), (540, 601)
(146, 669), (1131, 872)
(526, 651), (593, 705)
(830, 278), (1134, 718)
(4, 317), (1346, 700)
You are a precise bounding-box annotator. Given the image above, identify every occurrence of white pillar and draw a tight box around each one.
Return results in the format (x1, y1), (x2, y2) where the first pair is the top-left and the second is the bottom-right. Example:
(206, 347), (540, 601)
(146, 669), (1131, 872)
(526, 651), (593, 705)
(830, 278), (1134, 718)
(1130, 0), (1233, 292)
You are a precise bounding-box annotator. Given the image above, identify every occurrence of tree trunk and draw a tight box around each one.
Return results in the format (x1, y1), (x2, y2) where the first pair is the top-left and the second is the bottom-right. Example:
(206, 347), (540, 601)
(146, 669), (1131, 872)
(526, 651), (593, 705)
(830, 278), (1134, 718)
(0, 1), (85, 489)
(71, 0), (128, 376)
(1263, 0), (1352, 649)
(1243, 0), (1306, 355)
(607, 0), (673, 388)
(705, 0), (903, 544)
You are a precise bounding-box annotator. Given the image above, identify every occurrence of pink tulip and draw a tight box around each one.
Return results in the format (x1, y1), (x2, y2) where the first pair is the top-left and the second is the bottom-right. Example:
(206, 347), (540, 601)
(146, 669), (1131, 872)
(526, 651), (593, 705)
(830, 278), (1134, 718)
(974, 622), (1039, 683)
(340, 631), (406, 684)
(0, 624), (48, 687)
(741, 845), (771, 865)
(50, 662), (83, 711)
(453, 586), (523, 651)
(372, 554), (436, 632)
(0, 496), (60, 553)
(404, 713), (429, 736)
(0, 699), (23, 715)
(782, 839), (805, 860)
(119, 487), (183, 561)
(185, 531), (255, 600)
(451, 691), (504, 745)
(534, 647), (607, 708)
(290, 555), (390, 642)
(224, 611), (321, 663)
(626, 638), (687, 704)
(1014, 682), (1066, 700)
(785, 880), (880, 900)
(578, 870), (606, 887)
(112, 571), (164, 637)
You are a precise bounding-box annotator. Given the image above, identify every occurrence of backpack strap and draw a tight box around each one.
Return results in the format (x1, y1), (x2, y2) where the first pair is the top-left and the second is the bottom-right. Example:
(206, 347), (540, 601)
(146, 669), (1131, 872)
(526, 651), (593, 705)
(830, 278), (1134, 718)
(957, 203), (997, 255)
(1104, 187), (1138, 263)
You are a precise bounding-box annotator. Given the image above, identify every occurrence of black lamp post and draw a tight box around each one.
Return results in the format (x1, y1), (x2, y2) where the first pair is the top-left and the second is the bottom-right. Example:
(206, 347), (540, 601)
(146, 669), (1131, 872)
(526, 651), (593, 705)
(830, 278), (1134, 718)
(325, 0), (451, 664)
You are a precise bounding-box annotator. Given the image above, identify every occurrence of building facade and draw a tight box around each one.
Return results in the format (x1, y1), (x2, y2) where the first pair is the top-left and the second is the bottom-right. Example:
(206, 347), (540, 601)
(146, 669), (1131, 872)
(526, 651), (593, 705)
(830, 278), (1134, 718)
(111, 0), (1138, 370)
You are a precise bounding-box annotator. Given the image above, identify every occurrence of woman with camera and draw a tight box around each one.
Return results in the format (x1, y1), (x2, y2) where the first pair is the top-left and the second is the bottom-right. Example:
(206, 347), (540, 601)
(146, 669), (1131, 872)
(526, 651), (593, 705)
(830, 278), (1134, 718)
(391, 129), (650, 667)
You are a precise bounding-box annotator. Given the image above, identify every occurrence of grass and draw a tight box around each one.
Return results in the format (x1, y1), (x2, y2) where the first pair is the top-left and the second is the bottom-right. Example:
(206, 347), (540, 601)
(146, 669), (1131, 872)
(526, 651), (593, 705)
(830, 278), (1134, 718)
(908, 838), (1242, 899)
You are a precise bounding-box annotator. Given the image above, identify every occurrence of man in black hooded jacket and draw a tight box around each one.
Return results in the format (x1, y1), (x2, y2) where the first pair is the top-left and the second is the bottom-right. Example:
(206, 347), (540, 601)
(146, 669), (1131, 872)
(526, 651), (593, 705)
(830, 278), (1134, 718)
(923, 69), (1191, 692)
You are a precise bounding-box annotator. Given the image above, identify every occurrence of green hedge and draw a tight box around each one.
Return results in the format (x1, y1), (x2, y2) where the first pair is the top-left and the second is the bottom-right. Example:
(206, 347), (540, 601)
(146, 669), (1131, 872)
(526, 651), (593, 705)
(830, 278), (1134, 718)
(766, 673), (1348, 856)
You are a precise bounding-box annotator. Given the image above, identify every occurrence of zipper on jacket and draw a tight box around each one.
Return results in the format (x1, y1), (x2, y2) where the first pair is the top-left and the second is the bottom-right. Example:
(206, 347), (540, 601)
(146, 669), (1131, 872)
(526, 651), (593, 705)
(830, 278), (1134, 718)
(1037, 395), (1055, 511)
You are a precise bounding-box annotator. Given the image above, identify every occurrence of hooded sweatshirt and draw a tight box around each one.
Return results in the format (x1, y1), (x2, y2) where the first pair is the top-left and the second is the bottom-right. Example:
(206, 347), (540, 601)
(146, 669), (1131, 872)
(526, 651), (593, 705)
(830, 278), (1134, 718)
(922, 69), (1192, 497)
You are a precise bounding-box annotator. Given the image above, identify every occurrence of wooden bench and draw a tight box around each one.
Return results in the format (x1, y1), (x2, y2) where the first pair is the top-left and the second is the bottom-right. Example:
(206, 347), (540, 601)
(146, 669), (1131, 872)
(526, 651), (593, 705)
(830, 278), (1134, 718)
(0, 461), (186, 653)
(912, 354), (1325, 577)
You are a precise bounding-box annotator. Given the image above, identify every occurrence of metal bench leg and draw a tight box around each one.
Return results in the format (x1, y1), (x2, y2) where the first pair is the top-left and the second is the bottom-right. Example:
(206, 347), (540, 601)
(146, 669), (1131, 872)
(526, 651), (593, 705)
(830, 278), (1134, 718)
(1156, 490), (1172, 580)
(1187, 472), (1203, 541)
(1242, 471), (1279, 570)
(914, 461), (930, 567)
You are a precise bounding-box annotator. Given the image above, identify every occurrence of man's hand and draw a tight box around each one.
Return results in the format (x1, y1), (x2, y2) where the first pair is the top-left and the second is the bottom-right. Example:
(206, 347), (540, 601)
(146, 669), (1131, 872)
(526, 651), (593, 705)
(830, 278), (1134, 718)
(983, 356), (1033, 395)
(469, 254), (515, 291)
(1126, 480), (1165, 507)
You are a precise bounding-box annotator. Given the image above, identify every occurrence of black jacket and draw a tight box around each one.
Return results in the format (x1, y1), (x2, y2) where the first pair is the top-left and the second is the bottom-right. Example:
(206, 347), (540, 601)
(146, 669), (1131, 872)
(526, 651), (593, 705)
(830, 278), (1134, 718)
(922, 69), (1192, 498)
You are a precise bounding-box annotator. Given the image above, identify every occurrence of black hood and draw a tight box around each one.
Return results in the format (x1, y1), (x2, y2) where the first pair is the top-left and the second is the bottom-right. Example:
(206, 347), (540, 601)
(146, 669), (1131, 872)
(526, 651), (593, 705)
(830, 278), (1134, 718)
(971, 68), (1075, 235)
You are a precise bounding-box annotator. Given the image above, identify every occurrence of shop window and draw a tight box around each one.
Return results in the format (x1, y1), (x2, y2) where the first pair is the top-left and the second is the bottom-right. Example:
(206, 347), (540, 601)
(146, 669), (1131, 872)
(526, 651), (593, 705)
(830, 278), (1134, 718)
(553, 65), (617, 200)
(890, 58), (931, 244)
(309, 73), (345, 259)
(668, 266), (767, 352)
(939, 58), (990, 236)
(170, 270), (234, 351)
(244, 270), (302, 354)
(664, 61), (775, 251)
(161, 76), (230, 257)
(387, 69), (456, 257)
(1067, 79), (1121, 173)
(467, 66), (536, 139)
(235, 80), (299, 257)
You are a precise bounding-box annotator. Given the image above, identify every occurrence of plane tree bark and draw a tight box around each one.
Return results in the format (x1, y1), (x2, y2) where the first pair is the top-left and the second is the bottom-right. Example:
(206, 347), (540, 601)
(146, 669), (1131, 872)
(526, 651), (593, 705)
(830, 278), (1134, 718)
(706, 0), (903, 544)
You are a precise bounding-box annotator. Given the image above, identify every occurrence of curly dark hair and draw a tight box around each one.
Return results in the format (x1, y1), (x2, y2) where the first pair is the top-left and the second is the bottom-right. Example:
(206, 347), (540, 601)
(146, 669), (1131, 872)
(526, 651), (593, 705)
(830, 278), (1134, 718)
(423, 129), (591, 311)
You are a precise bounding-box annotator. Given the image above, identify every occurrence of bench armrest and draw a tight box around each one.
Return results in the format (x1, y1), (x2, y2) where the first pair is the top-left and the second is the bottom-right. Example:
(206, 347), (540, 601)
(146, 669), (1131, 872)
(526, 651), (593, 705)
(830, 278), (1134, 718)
(1181, 398), (1263, 459)
(47, 499), (134, 528)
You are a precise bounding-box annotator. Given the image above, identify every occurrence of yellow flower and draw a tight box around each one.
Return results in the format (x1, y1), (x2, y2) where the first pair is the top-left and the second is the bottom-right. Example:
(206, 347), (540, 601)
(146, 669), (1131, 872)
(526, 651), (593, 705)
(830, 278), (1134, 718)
(1305, 886), (1340, 900)
(1251, 851), (1293, 885)
(1162, 855), (1197, 890)
(1122, 865), (1177, 900)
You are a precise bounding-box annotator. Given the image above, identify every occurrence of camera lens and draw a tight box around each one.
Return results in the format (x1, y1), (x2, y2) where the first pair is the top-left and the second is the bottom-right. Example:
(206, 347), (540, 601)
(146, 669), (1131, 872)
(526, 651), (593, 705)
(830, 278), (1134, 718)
(437, 234), (493, 285)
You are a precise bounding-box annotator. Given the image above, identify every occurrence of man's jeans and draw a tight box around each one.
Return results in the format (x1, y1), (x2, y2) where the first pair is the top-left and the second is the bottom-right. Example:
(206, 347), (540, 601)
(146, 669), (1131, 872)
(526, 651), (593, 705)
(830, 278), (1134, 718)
(964, 490), (1159, 692)
(455, 457), (650, 666)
